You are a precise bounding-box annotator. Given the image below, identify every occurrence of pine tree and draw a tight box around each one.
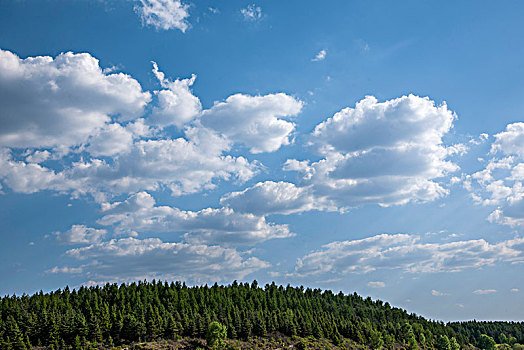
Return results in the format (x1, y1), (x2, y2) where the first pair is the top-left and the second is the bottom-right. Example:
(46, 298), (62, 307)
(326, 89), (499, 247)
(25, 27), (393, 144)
(72, 335), (82, 350)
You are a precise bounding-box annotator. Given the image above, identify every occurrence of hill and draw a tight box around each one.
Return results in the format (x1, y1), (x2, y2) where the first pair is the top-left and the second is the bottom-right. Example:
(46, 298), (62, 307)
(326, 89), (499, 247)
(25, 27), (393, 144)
(1, 280), (523, 349)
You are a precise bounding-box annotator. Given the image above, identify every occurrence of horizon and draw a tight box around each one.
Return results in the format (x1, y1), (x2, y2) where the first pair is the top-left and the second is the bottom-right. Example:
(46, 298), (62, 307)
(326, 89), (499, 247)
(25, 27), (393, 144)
(1, 0), (524, 322)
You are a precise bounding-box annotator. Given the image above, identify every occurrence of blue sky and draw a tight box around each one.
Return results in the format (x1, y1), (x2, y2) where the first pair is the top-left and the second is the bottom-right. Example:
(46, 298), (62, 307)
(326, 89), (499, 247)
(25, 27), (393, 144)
(1, 0), (524, 321)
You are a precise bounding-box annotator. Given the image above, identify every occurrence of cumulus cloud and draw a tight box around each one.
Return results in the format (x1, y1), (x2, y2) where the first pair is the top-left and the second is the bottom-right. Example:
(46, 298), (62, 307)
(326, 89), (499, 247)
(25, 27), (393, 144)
(136, 0), (190, 32)
(367, 281), (385, 288)
(200, 93), (303, 153)
(241, 4), (262, 21)
(0, 49), (151, 150)
(98, 191), (293, 244)
(76, 138), (256, 197)
(55, 225), (107, 244)
(510, 288), (519, 293)
(286, 95), (460, 208)
(473, 289), (497, 295)
(63, 237), (269, 282)
(491, 123), (524, 157)
(25, 150), (50, 164)
(312, 95), (455, 154)
(0, 148), (74, 194)
(292, 233), (524, 277)
(0, 49), (308, 201)
(312, 49), (327, 62)
(466, 122), (524, 227)
(1, 136), (257, 199)
(220, 181), (335, 215)
(150, 62), (201, 128)
(487, 202), (524, 228)
(86, 123), (134, 157)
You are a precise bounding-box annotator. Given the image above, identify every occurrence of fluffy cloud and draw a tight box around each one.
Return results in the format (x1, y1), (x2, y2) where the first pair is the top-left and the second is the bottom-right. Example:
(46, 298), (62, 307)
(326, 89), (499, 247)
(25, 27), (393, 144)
(55, 225), (107, 244)
(0, 49), (305, 201)
(25, 150), (51, 164)
(466, 123), (524, 227)
(221, 181), (335, 215)
(293, 233), (524, 277)
(241, 4), (262, 21)
(312, 49), (327, 62)
(491, 123), (524, 157)
(0, 49), (151, 149)
(487, 200), (524, 228)
(200, 93), (303, 153)
(70, 138), (256, 198)
(0, 148), (74, 194)
(135, 0), (190, 32)
(286, 95), (460, 208)
(1, 136), (257, 199)
(86, 123), (134, 157)
(63, 237), (269, 282)
(312, 95), (454, 153)
(150, 62), (201, 128)
(98, 192), (293, 244)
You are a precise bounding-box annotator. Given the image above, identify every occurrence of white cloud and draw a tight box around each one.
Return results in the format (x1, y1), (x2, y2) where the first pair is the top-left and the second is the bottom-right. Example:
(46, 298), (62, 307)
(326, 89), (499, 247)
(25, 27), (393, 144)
(0, 49), (151, 150)
(312, 95), (455, 154)
(510, 288), (519, 293)
(487, 203), (524, 228)
(150, 62), (201, 128)
(0, 49), (308, 201)
(98, 191), (293, 245)
(0, 148), (75, 194)
(200, 93), (303, 153)
(64, 237), (269, 282)
(86, 123), (134, 157)
(1, 135), (258, 199)
(473, 289), (497, 295)
(466, 123), (524, 227)
(220, 181), (335, 215)
(312, 49), (327, 62)
(431, 289), (450, 296)
(46, 266), (83, 274)
(55, 225), (107, 244)
(367, 281), (385, 288)
(75, 138), (256, 197)
(25, 150), (50, 164)
(241, 4), (262, 21)
(286, 95), (459, 208)
(491, 123), (524, 157)
(293, 233), (524, 277)
(136, 0), (190, 32)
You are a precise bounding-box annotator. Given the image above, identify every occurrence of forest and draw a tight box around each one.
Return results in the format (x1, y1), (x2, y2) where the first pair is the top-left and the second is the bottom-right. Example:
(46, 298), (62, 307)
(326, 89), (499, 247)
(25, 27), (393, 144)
(0, 280), (523, 350)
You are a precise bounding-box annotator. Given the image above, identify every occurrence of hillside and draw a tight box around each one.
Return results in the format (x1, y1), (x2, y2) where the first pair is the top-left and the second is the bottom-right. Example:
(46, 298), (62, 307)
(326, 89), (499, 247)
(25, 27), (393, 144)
(1, 280), (522, 349)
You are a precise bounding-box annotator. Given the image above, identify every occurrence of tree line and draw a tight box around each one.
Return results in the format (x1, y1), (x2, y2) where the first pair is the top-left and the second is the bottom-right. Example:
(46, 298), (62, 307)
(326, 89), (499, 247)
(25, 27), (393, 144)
(0, 280), (522, 349)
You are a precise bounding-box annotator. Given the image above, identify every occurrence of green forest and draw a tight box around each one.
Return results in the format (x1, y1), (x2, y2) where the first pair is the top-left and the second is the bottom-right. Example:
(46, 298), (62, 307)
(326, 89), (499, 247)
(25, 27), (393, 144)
(0, 280), (522, 350)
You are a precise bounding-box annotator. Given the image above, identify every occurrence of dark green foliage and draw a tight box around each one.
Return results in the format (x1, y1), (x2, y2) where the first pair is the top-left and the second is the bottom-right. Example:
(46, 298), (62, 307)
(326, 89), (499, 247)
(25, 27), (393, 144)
(450, 337), (460, 350)
(0, 281), (523, 350)
(438, 335), (451, 350)
(449, 322), (524, 348)
(479, 334), (496, 350)
(206, 321), (227, 349)
(369, 329), (383, 349)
